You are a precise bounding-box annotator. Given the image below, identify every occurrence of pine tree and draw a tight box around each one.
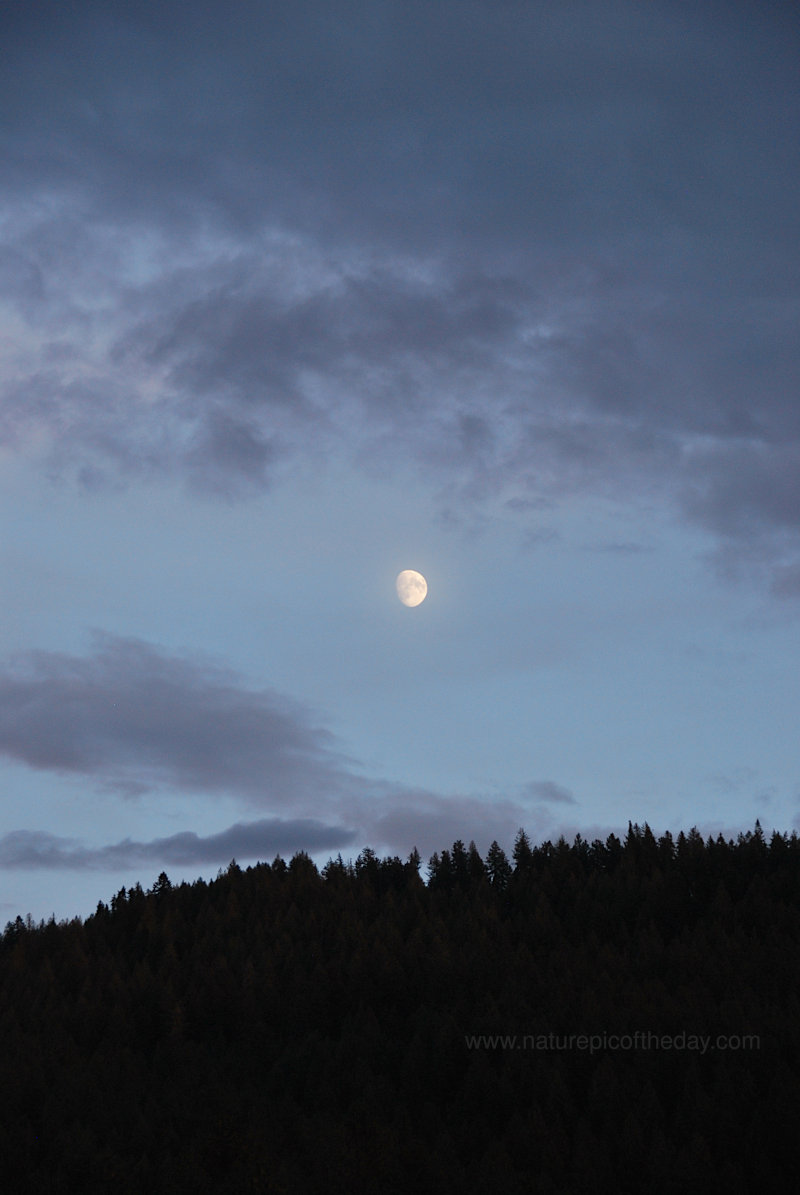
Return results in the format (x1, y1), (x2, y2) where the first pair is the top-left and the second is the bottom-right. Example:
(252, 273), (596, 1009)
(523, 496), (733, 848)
(486, 841), (512, 890)
(512, 828), (533, 872)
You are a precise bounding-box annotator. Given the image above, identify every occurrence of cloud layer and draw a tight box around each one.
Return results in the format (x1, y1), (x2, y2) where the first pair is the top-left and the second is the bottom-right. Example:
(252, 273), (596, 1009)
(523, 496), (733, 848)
(0, 819), (357, 871)
(0, 635), (576, 865)
(0, 635), (354, 803)
(1, 2), (798, 590)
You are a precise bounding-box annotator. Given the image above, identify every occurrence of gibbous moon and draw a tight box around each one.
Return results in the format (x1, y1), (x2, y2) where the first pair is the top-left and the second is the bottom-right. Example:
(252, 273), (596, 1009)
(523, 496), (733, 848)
(396, 569), (428, 607)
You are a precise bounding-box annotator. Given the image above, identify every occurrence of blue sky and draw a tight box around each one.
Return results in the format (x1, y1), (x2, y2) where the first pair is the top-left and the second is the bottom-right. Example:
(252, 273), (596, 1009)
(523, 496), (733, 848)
(1, 0), (799, 921)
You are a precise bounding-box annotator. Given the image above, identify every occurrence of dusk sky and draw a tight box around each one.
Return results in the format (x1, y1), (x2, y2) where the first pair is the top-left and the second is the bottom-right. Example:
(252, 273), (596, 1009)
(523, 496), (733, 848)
(2, 0), (799, 922)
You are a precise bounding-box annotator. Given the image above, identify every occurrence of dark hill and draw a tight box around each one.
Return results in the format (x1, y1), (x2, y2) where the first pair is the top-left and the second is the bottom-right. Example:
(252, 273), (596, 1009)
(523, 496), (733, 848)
(2, 823), (799, 1192)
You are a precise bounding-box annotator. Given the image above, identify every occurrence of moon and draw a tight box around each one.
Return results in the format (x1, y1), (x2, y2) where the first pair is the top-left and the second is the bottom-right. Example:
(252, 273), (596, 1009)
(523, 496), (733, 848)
(396, 569), (428, 607)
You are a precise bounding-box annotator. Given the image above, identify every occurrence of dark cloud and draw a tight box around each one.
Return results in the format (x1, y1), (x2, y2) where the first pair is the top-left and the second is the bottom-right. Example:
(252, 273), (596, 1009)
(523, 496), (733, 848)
(357, 788), (534, 859)
(0, 789), (579, 874)
(183, 408), (281, 498)
(4, 1), (797, 248)
(0, 635), (357, 804)
(1, 1), (798, 588)
(681, 442), (800, 545)
(772, 563), (800, 600)
(0, 780), (581, 875)
(0, 818), (357, 870)
(704, 767), (758, 797)
(521, 780), (577, 806)
(347, 780), (588, 858)
(0, 635), (588, 865)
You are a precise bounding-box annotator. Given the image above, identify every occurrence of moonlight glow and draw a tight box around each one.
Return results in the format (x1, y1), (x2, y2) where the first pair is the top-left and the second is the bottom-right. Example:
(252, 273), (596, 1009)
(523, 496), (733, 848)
(396, 570), (428, 607)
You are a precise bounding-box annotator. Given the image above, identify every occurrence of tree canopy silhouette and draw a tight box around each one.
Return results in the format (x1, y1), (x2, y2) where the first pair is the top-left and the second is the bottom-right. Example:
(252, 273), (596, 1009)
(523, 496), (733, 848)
(1, 822), (797, 1191)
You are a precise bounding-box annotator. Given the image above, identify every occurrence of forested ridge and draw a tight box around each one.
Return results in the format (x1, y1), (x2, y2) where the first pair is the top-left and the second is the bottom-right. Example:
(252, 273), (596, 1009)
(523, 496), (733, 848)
(2, 822), (799, 1192)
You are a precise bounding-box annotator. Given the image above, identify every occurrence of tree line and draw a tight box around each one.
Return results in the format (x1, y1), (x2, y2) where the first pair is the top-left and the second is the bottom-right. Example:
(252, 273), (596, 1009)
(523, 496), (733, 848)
(1, 821), (798, 1192)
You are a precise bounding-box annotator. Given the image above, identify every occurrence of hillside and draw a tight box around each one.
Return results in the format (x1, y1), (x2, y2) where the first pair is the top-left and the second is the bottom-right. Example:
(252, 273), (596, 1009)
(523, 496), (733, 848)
(2, 823), (798, 1192)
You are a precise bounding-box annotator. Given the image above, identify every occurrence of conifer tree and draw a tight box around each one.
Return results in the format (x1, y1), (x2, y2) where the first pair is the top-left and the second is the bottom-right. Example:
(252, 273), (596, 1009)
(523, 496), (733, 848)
(486, 841), (512, 890)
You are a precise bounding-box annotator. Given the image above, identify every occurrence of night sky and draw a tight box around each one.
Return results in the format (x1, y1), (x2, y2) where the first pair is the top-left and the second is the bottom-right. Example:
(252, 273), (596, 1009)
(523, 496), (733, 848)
(2, 1), (799, 922)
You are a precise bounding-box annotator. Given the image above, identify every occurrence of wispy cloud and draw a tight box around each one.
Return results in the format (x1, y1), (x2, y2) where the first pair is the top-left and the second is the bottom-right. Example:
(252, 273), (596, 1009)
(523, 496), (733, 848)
(0, 818), (357, 871)
(0, 635), (588, 865)
(520, 780), (577, 806)
(0, 635), (358, 805)
(0, 3), (797, 591)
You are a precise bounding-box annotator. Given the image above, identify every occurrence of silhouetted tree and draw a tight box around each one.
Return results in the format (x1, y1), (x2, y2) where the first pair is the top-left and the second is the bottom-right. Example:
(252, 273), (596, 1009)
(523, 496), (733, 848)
(151, 872), (172, 898)
(0, 821), (795, 1191)
(512, 828), (533, 872)
(486, 841), (512, 890)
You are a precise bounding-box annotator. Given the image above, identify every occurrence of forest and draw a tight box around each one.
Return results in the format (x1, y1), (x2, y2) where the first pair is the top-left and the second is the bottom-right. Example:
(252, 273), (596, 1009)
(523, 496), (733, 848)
(1, 821), (799, 1192)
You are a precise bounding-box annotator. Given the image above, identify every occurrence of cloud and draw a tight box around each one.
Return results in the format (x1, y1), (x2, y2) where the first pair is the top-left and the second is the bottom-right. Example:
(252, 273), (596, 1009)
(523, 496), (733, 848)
(355, 788), (533, 858)
(772, 563), (800, 600)
(0, 783), (578, 874)
(0, 635), (358, 805)
(0, 818), (357, 871)
(0, 634), (591, 866)
(0, 793), (568, 874)
(0, 2), (798, 590)
(346, 778), (587, 858)
(704, 767), (758, 797)
(520, 780), (577, 806)
(5, 1), (796, 251)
